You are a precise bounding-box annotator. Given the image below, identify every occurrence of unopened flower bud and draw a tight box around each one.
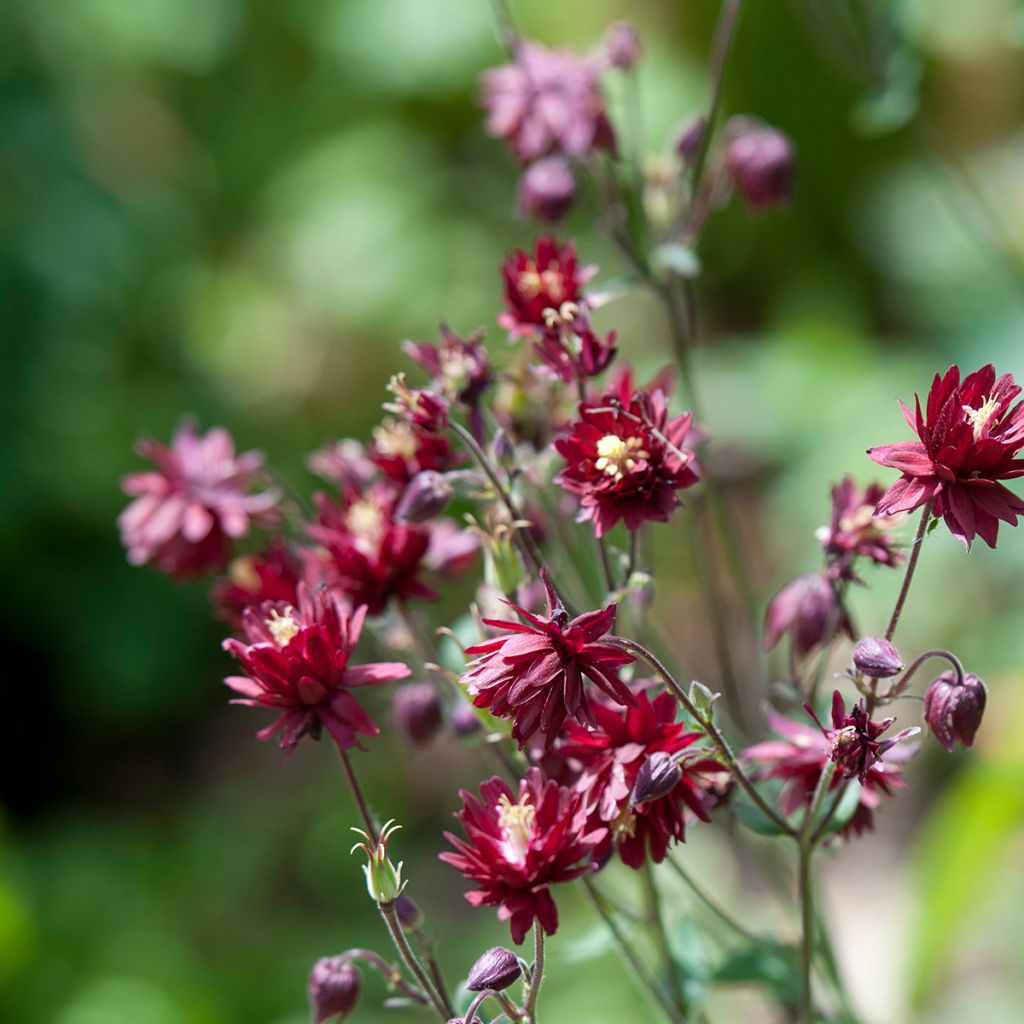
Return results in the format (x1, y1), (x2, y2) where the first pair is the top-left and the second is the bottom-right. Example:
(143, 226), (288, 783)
(393, 684), (442, 745)
(763, 572), (847, 658)
(309, 956), (361, 1023)
(852, 636), (904, 679)
(517, 156), (576, 223)
(630, 751), (681, 805)
(452, 700), (482, 737)
(726, 123), (795, 212)
(674, 116), (706, 164)
(467, 946), (522, 992)
(394, 892), (424, 931)
(395, 471), (454, 523)
(490, 428), (515, 467)
(605, 21), (642, 70)
(923, 671), (987, 752)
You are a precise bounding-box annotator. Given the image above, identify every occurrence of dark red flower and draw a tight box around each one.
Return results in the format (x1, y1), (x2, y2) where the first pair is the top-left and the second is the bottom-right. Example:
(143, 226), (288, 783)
(211, 540), (301, 626)
(868, 364), (1024, 548)
(368, 415), (457, 485)
(534, 323), (617, 384)
(119, 419), (279, 577)
(554, 387), (700, 537)
(743, 711), (914, 836)
(481, 41), (616, 164)
(558, 692), (721, 868)
(518, 156), (577, 223)
(817, 476), (905, 580)
(440, 767), (606, 944)
(462, 573), (635, 748)
(223, 585), (410, 753)
(499, 237), (596, 338)
(763, 572), (852, 659)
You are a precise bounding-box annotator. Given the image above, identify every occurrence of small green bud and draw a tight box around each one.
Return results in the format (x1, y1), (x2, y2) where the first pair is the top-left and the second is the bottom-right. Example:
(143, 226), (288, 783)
(351, 820), (407, 905)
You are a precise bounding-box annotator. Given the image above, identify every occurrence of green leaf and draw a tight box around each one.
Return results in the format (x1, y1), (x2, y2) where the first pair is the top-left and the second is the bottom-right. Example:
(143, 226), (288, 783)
(651, 243), (701, 280)
(713, 945), (801, 1005)
(733, 799), (790, 837)
(813, 780), (862, 838)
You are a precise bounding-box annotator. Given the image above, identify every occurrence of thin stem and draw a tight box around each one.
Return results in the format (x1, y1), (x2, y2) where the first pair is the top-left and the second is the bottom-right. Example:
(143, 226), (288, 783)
(580, 876), (687, 1024)
(523, 923), (545, 1023)
(340, 750), (378, 842)
(380, 902), (450, 1021)
(797, 842), (815, 1024)
(413, 928), (456, 1019)
(495, 991), (525, 1022)
(489, 0), (518, 56)
(608, 635), (795, 835)
(884, 500), (933, 642)
(341, 949), (430, 1005)
(642, 861), (686, 1014)
(665, 854), (762, 945)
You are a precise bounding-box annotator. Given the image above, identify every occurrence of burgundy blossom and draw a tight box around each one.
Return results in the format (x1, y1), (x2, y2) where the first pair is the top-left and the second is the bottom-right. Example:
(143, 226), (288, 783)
(481, 40), (616, 164)
(558, 691), (721, 868)
(554, 387), (700, 538)
(211, 540), (301, 626)
(222, 585), (410, 753)
(119, 419), (279, 577)
(440, 768), (606, 944)
(499, 237), (596, 338)
(725, 121), (795, 212)
(517, 156), (577, 223)
(868, 363), (1024, 548)
(743, 711), (914, 836)
(763, 572), (852, 659)
(923, 670), (987, 751)
(534, 323), (617, 384)
(817, 475), (905, 580)
(462, 573), (635, 748)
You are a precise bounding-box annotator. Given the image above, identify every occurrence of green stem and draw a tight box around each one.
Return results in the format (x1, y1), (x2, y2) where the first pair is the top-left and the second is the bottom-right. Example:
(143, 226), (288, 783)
(380, 902), (450, 1021)
(665, 854), (763, 946)
(884, 500), (932, 643)
(642, 861), (686, 1014)
(340, 750), (378, 842)
(523, 923), (545, 1024)
(797, 842), (815, 1024)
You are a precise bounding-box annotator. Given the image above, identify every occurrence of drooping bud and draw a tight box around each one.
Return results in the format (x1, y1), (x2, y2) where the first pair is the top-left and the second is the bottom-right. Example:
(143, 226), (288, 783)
(517, 156), (576, 223)
(394, 892), (424, 931)
(674, 116), (706, 164)
(309, 956), (361, 1023)
(725, 122), (795, 212)
(351, 820), (406, 905)
(452, 700), (483, 737)
(393, 683), (442, 745)
(763, 572), (849, 658)
(630, 751), (681, 805)
(852, 636), (904, 679)
(395, 471), (454, 523)
(466, 946), (523, 992)
(604, 21), (642, 70)
(923, 671), (987, 752)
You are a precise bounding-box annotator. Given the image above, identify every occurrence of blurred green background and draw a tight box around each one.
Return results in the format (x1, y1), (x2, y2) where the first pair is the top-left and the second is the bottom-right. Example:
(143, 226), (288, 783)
(3, 0), (1024, 1021)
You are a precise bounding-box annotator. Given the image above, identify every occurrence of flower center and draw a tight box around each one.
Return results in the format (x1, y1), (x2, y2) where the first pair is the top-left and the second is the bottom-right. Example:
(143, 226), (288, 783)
(228, 555), (260, 592)
(372, 418), (418, 460)
(266, 607), (300, 647)
(346, 498), (385, 543)
(517, 262), (563, 299)
(439, 348), (475, 390)
(963, 395), (1000, 441)
(497, 793), (536, 864)
(610, 805), (637, 839)
(594, 434), (649, 481)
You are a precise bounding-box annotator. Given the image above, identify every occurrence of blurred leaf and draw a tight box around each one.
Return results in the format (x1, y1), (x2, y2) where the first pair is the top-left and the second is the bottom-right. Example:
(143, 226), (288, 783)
(733, 800), (790, 837)
(651, 243), (701, 280)
(713, 944), (800, 1005)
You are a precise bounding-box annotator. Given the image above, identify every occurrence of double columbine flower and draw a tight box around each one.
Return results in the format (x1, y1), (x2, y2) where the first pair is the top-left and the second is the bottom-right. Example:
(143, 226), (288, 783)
(555, 386), (700, 537)
(440, 768), (606, 944)
(558, 691), (720, 868)
(869, 363), (1024, 547)
(222, 585), (410, 753)
(461, 574), (635, 748)
(119, 419), (279, 577)
(816, 475), (904, 581)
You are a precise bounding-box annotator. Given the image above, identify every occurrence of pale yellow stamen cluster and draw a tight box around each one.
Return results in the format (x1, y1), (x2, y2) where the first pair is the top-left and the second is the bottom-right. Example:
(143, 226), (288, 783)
(517, 263), (564, 299)
(610, 806), (637, 839)
(346, 497), (385, 542)
(266, 607), (300, 647)
(594, 434), (649, 481)
(372, 418), (417, 460)
(228, 555), (260, 592)
(497, 793), (536, 864)
(541, 301), (581, 329)
(963, 395), (1000, 441)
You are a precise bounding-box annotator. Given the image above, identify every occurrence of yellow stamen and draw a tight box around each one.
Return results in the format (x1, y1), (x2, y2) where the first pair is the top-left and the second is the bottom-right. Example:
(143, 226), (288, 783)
(497, 793), (536, 864)
(963, 395), (1000, 441)
(228, 556), (260, 592)
(372, 418), (417, 460)
(594, 434), (650, 481)
(266, 607), (300, 647)
(610, 806), (637, 839)
(346, 498), (385, 542)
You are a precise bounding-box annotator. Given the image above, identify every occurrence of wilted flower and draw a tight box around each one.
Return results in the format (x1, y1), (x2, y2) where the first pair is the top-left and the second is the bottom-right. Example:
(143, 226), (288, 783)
(499, 236), (596, 338)
(923, 671), (987, 751)
(868, 364), (1024, 548)
(119, 419), (279, 577)
(466, 947), (522, 992)
(392, 683), (443, 746)
(555, 387), (699, 538)
(440, 768), (606, 943)
(461, 572), (635, 748)
(852, 636), (904, 679)
(558, 691), (720, 868)
(481, 40), (615, 163)
(211, 540), (301, 626)
(518, 156), (577, 222)
(222, 586), (410, 753)
(817, 475), (905, 580)
(725, 121), (795, 212)
(309, 956), (361, 1023)
(763, 572), (851, 659)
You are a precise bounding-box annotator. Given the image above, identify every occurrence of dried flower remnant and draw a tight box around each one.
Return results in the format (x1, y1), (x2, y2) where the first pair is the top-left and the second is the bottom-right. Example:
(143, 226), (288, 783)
(440, 768), (605, 944)
(119, 419), (279, 577)
(869, 363), (1024, 548)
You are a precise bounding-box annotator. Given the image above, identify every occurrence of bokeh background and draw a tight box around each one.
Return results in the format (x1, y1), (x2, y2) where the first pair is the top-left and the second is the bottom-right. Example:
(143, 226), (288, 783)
(4, 0), (1024, 1022)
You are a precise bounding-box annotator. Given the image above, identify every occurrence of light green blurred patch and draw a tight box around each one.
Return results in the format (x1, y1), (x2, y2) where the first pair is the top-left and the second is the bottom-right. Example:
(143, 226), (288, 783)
(54, 976), (204, 1024)
(0, 868), (35, 983)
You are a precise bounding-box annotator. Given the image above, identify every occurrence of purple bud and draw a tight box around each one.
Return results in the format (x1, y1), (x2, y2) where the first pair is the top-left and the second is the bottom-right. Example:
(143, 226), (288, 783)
(517, 156), (576, 223)
(490, 428), (515, 466)
(309, 957), (361, 1023)
(674, 116), (706, 164)
(452, 700), (482, 737)
(763, 572), (846, 658)
(630, 751), (681, 805)
(467, 947), (522, 992)
(852, 636), (904, 679)
(394, 892), (424, 931)
(605, 21), (642, 70)
(923, 671), (987, 752)
(395, 471), (454, 523)
(726, 123), (795, 212)
(392, 684), (442, 746)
